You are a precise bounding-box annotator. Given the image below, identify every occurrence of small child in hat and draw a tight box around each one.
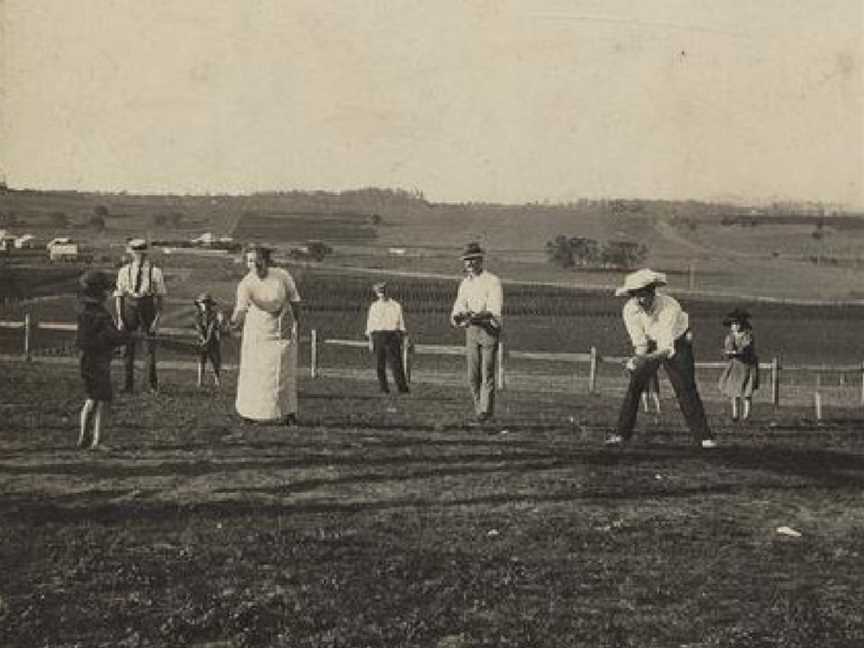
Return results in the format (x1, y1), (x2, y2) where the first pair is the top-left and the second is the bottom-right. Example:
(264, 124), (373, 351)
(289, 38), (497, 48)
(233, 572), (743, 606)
(718, 308), (759, 421)
(193, 292), (226, 388)
(76, 269), (133, 450)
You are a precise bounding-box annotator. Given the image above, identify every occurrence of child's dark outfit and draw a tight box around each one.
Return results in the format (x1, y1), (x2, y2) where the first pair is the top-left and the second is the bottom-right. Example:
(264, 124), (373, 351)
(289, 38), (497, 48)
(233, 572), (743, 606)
(194, 309), (223, 375)
(77, 298), (131, 401)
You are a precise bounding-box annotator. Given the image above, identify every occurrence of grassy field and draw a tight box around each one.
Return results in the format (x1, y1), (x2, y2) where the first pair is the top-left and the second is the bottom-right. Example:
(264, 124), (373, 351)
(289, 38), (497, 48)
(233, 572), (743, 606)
(2, 362), (864, 647)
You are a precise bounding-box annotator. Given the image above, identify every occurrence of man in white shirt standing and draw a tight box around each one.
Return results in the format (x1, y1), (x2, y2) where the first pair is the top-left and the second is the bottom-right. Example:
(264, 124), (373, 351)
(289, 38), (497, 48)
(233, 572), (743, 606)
(450, 242), (503, 423)
(606, 269), (716, 448)
(365, 281), (410, 394)
(114, 238), (167, 393)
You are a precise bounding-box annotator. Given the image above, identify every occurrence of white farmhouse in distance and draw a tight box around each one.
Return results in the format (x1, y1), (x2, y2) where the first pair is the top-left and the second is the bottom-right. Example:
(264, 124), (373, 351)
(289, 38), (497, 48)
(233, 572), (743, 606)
(14, 234), (36, 249)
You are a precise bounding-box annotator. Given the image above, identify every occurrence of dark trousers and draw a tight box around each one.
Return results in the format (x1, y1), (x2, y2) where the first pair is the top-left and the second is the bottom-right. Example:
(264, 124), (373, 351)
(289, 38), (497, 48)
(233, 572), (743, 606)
(121, 298), (158, 391)
(371, 331), (409, 393)
(465, 325), (499, 417)
(616, 335), (712, 442)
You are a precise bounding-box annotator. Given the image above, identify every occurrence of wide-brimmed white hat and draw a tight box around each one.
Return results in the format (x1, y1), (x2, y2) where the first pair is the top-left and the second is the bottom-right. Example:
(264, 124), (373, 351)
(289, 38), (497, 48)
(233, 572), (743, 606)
(126, 238), (149, 252)
(614, 269), (667, 297)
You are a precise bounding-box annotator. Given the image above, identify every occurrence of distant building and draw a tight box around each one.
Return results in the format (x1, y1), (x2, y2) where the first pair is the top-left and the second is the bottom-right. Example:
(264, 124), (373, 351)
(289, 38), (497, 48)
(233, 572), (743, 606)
(14, 234), (36, 249)
(48, 239), (79, 262)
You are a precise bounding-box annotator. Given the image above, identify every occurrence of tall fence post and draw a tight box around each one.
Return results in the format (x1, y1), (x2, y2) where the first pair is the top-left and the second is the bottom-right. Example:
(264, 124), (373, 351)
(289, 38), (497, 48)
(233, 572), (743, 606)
(310, 328), (318, 378)
(770, 356), (781, 407)
(497, 341), (505, 391)
(860, 361), (864, 406)
(24, 312), (32, 362)
(403, 334), (412, 385)
(588, 346), (598, 394)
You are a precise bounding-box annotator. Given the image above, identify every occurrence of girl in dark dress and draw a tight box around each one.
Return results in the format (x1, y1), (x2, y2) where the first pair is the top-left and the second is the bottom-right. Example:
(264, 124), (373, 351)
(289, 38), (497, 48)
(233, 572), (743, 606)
(717, 308), (759, 421)
(77, 270), (132, 449)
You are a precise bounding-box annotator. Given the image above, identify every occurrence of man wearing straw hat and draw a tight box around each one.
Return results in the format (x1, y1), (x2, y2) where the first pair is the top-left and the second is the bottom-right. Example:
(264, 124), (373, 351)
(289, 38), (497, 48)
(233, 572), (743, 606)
(114, 238), (167, 393)
(450, 242), (503, 423)
(607, 268), (716, 448)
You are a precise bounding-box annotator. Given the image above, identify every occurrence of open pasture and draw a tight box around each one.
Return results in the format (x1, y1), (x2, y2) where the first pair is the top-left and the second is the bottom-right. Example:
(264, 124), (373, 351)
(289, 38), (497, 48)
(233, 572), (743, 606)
(2, 362), (864, 647)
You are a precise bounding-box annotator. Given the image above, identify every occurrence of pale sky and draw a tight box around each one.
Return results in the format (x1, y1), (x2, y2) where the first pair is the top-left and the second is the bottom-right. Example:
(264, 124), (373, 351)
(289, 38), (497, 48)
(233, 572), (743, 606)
(2, 0), (862, 206)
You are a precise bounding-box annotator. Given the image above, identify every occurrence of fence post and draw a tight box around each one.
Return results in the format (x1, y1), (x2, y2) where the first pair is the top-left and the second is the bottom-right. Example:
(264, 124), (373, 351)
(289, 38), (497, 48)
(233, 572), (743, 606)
(497, 341), (505, 391)
(403, 334), (412, 385)
(310, 328), (318, 378)
(588, 346), (598, 394)
(24, 312), (32, 362)
(814, 392), (823, 421)
(770, 356), (781, 407)
(860, 361), (864, 406)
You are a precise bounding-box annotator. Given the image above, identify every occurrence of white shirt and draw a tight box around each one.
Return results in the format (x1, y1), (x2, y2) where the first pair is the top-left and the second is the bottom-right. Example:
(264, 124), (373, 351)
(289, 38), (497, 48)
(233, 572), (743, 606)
(114, 259), (167, 298)
(365, 298), (406, 335)
(450, 270), (504, 328)
(622, 294), (689, 358)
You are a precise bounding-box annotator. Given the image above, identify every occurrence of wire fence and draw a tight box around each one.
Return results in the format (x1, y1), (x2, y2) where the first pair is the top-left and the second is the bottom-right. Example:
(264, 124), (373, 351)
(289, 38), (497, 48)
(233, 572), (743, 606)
(3, 313), (864, 417)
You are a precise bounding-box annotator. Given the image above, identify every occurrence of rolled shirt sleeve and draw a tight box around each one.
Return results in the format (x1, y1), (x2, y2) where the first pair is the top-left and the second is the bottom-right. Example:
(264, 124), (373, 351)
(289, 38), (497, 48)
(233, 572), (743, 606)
(151, 266), (167, 296)
(622, 300), (650, 355)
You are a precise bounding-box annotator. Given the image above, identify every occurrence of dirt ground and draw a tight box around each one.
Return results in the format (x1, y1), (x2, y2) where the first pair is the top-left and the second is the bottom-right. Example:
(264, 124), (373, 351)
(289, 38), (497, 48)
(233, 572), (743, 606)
(2, 362), (864, 647)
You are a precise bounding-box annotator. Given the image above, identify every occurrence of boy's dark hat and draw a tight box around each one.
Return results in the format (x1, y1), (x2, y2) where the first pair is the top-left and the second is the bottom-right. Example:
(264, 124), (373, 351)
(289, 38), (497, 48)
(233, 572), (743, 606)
(723, 307), (751, 326)
(78, 270), (112, 292)
(460, 242), (485, 260)
(194, 291), (215, 305)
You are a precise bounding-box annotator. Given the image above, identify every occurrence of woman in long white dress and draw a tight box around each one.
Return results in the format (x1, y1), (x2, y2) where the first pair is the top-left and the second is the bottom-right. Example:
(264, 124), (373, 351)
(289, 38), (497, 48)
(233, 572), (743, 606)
(230, 245), (302, 425)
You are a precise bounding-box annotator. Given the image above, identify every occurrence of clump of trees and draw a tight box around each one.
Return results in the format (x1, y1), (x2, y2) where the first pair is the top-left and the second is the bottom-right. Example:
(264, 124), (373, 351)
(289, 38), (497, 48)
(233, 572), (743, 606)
(545, 235), (648, 270)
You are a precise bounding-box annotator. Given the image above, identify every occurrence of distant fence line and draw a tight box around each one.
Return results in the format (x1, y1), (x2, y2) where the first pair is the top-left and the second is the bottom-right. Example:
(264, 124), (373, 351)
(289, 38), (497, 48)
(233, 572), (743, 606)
(2, 313), (864, 409)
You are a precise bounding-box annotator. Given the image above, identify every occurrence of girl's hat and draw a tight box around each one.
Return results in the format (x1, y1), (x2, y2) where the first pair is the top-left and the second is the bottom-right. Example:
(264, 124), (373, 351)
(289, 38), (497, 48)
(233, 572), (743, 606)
(723, 308), (751, 326)
(372, 281), (387, 292)
(194, 291), (215, 305)
(614, 269), (667, 297)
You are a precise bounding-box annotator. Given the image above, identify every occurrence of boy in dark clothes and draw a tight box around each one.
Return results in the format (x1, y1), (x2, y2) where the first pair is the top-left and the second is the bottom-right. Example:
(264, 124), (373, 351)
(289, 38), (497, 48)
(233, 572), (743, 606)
(193, 292), (225, 388)
(77, 270), (132, 450)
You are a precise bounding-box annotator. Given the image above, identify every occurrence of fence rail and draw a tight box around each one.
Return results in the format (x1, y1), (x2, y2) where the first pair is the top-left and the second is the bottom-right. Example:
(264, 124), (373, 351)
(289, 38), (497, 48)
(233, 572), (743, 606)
(2, 315), (863, 408)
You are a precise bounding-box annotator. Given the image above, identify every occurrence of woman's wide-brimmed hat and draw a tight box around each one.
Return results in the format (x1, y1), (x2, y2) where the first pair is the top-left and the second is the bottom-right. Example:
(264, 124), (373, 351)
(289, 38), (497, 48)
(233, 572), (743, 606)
(723, 307), (751, 326)
(78, 270), (113, 295)
(460, 242), (485, 260)
(614, 269), (667, 297)
(194, 291), (216, 305)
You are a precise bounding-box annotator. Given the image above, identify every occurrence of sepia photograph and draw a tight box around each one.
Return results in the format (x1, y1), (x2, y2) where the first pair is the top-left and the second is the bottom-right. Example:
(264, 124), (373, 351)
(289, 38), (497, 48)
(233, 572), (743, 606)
(1, 1), (863, 646)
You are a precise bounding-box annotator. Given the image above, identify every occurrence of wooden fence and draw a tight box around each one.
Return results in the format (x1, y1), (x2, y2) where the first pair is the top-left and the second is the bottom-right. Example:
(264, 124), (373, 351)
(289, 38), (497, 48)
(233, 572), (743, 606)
(2, 316), (863, 408)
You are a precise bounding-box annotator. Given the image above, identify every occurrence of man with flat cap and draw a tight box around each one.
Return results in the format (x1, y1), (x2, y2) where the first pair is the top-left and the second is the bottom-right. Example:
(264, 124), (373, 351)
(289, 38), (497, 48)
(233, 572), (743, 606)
(607, 268), (716, 448)
(365, 281), (410, 394)
(450, 242), (503, 423)
(114, 238), (167, 393)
